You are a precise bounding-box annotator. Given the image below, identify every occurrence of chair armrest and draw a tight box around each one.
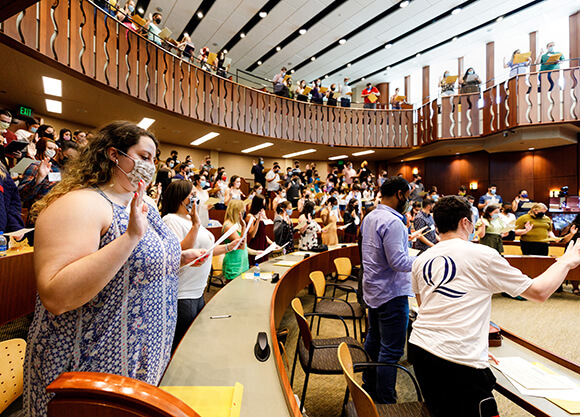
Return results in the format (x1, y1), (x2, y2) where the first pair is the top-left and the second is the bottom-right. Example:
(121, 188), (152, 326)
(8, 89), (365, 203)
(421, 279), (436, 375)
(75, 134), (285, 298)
(353, 362), (423, 401)
(312, 343), (370, 362)
(325, 283), (358, 294)
(314, 296), (357, 317)
(336, 273), (358, 282)
(304, 312), (350, 336)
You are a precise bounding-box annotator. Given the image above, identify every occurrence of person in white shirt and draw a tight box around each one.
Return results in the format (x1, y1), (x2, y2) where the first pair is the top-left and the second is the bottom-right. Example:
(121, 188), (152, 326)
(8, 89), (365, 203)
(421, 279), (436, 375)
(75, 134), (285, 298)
(343, 162), (357, 185)
(339, 77), (352, 108)
(409, 195), (580, 417)
(161, 180), (243, 352)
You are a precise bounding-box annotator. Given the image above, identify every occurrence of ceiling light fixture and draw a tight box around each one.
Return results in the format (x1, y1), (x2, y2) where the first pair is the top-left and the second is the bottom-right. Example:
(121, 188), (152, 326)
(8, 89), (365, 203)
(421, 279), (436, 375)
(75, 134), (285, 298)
(329, 155), (348, 160)
(385, 43), (393, 49)
(346, 63), (352, 67)
(241, 142), (274, 153)
(282, 149), (316, 159)
(137, 117), (155, 129)
(387, 66), (391, 70)
(528, 147), (535, 150)
(352, 150), (375, 156)
(361, 77), (365, 81)
(197, 11), (204, 18)
(137, 7), (144, 14)
(339, 38), (346, 45)
(452, 36), (458, 42)
(190, 132), (220, 146)
(299, 28), (307, 35)
(223, 49), (228, 54)
(399, 1), (410, 8)
(324, 75), (328, 79)
(416, 53), (421, 57)
(257, 61), (262, 65)
(276, 46), (281, 52)
(311, 57), (316, 61)
(496, 16), (504, 22)
(42, 76), (62, 97)
(240, 33), (245, 38)
(451, 7), (462, 15)
(290, 69), (295, 73)
(45, 99), (62, 113)
(259, 11), (267, 18)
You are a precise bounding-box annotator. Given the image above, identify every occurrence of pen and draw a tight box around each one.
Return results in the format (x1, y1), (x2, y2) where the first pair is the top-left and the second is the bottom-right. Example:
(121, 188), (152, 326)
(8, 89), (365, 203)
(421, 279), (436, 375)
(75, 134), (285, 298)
(210, 315), (231, 319)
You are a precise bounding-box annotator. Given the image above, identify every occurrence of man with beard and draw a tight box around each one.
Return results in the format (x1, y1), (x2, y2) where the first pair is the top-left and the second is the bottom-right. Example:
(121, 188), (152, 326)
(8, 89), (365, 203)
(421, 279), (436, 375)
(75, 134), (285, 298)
(360, 176), (415, 404)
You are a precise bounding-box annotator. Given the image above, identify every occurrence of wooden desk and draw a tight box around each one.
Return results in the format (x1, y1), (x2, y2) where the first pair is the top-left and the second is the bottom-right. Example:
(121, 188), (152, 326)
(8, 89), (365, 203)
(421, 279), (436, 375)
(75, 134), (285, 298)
(0, 249), (36, 325)
(161, 245), (359, 417)
(505, 255), (580, 281)
(491, 329), (580, 417)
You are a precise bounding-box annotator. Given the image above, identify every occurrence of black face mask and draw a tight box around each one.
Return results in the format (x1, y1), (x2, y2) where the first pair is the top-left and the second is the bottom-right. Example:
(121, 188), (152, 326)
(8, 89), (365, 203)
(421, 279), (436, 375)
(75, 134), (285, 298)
(535, 212), (545, 219)
(396, 194), (410, 214)
(154, 17), (162, 24)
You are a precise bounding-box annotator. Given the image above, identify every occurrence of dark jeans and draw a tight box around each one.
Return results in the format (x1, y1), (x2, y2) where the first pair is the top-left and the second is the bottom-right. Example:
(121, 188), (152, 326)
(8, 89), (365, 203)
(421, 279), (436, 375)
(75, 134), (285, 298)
(409, 344), (499, 417)
(363, 295), (409, 403)
(520, 240), (549, 256)
(340, 98), (351, 107)
(363, 102), (377, 109)
(172, 296), (206, 353)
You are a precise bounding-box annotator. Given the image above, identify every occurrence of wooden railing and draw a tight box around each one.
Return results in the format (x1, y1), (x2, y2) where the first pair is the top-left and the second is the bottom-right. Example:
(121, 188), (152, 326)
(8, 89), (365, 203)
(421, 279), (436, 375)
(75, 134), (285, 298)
(1, 0), (579, 149)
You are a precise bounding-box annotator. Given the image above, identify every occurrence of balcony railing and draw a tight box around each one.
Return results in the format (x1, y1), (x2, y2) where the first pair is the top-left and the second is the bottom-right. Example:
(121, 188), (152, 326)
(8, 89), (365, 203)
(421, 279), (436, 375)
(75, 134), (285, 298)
(1, 0), (579, 150)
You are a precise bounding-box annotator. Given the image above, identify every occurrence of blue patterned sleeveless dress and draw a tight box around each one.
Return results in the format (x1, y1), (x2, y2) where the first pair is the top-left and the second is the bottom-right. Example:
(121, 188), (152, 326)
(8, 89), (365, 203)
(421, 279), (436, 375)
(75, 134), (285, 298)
(23, 189), (181, 416)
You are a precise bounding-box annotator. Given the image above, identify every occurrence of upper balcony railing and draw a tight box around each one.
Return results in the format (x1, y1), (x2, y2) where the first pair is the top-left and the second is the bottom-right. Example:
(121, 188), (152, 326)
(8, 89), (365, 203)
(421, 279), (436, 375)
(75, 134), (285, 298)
(1, 0), (579, 150)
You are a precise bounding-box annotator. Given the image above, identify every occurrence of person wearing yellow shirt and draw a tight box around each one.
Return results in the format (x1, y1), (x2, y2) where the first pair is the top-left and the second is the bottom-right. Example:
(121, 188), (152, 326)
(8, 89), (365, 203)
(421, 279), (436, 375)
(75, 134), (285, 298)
(515, 203), (557, 255)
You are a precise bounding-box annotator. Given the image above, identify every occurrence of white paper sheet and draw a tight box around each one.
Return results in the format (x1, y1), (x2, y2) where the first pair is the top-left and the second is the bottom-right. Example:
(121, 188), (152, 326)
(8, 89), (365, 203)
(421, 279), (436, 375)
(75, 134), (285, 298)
(255, 241), (288, 260)
(491, 357), (576, 390)
(4, 228), (34, 237)
(232, 216), (254, 251)
(181, 224), (239, 268)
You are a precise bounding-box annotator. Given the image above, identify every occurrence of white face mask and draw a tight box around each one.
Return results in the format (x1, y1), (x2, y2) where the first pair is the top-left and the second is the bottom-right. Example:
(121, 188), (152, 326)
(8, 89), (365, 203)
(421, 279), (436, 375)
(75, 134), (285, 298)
(116, 148), (156, 189)
(45, 148), (56, 159)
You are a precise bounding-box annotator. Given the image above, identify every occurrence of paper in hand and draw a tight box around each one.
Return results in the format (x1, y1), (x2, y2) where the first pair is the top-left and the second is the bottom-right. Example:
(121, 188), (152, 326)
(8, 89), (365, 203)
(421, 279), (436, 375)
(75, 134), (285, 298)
(255, 241), (289, 260)
(232, 216), (254, 251)
(4, 228), (34, 237)
(182, 223), (239, 268)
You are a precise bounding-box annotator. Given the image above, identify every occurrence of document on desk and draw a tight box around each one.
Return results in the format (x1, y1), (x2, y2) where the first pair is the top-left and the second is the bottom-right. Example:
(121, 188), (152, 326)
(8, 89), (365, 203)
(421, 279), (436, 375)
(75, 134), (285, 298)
(273, 260), (300, 267)
(181, 224), (239, 268)
(492, 357), (577, 391)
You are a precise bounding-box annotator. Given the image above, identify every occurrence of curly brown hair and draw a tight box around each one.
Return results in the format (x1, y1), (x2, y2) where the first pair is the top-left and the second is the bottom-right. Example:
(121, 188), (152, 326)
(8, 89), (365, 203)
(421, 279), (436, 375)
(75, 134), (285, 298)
(30, 121), (158, 220)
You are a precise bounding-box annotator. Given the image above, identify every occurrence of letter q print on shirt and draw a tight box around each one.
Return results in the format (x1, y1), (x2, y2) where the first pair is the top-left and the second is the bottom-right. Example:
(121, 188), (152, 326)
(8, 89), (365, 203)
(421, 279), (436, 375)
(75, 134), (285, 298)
(422, 256), (466, 298)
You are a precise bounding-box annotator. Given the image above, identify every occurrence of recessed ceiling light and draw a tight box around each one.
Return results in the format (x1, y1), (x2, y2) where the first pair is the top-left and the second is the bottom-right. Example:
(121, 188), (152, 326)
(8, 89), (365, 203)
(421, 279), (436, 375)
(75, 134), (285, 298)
(452, 36), (458, 42)
(451, 8), (462, 15)
(276, 46), (281, 52)
(361, 77), (365, 81)
(259, 11), (267, 18)
(223, 49), (228, 54)
(324, 75), (328, 79)
(400, 160), (404, 162)
(455, 152), (460, 155)
(329, 155), (348, 160)
(241, 142), (274, 153)
(191, 132), (220, 146)
(45, 99), (62, 113)
(257, 61), (262, 65)
(311, 57), (316, 61)
(339, 38), (346, 45)
(385, 43), (393, 49)
(240, 33), (245, 38)
(42, 76), (62, 97)
(299, 28), (307, 35)
(137, 7), (144, 14)
(282, 149), (316, 159)
(399, 1), (410, 8)
(496, 16), (504, 22)
(183, 33), (189, 38)
(197, 11), (203, 18)
(387, 66), (391, 70)
(346, 63), (352, 67)
(416, 53), (421, 57)
(528, 147), (535, 150)
(352, 150), (375, 156)
(137, 117), (155, 129)
(290, 69), (295, 73)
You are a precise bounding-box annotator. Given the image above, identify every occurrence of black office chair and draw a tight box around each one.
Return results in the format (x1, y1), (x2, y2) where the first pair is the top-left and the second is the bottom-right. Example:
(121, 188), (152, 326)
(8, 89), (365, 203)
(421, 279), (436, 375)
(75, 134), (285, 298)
(290, 298), (368, 412)
(337, 342), (431, 417)
(309, 270), (365, 341)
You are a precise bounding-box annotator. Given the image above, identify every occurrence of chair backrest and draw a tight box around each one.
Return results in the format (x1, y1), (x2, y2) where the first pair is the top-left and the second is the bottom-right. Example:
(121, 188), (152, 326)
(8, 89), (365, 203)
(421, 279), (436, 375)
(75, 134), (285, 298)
(0, 338), (26, 414)
(309, 271), (326, 297)
(334, 257), (352, 280)
(338, 343), (379, 417)
(47, 372), (201, 417)
(291, 298), (312, 350)
(549, 246), (565, 257)
(501, 245), (521, 255)
(212, 253), (224, 272)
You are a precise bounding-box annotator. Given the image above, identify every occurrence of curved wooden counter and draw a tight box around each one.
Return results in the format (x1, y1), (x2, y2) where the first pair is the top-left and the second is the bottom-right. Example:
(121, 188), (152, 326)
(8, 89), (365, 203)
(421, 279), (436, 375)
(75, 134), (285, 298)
(160, 245), (359, 417)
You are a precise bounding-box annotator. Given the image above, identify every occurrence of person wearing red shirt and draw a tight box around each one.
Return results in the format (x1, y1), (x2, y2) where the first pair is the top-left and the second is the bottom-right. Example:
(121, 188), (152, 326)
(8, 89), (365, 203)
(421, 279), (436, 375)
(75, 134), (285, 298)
(361, 82), (380, 109)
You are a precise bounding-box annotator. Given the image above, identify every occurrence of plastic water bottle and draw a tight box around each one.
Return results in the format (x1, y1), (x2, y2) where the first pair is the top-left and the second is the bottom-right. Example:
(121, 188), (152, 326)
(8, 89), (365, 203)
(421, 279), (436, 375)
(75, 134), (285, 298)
(254, 263), (260, 281)
(0, 232), (7, 257)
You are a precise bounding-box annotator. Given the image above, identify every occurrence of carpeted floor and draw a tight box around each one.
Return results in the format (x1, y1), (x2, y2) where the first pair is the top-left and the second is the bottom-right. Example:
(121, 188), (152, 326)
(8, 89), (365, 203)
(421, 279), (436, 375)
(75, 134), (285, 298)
(276, 283), (580, 417)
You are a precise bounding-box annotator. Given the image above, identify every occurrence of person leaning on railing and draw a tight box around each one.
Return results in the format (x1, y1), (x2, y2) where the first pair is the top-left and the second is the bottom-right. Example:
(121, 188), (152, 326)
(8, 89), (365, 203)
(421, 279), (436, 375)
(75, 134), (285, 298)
(458, 67), (482, 94)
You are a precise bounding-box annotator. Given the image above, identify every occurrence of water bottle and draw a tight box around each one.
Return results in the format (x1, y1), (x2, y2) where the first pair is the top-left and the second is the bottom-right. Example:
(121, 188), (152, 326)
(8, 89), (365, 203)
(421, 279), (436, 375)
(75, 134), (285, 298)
(0, 232), (7, 257)
(254, 263), (260, 281)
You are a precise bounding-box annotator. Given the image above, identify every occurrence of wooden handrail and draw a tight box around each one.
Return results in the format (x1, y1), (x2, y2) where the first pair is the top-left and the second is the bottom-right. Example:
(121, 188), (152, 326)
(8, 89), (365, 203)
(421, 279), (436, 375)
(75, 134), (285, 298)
(0, 0), (578, 148)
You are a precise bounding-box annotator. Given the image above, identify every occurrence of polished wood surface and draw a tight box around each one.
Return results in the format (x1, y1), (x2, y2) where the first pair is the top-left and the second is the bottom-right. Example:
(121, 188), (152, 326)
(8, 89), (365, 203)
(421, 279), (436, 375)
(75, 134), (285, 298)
(486, 42), (494, 89)
(0, 251), (36, 325)
(505, 255), (580, 281)
(47, 372), (201, 417)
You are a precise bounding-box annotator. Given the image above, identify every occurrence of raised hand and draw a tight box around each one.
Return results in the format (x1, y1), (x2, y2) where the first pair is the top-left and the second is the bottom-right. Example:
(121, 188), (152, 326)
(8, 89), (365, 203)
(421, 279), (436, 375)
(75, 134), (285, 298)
(126, 180), (149, 242)
(36, 157), (52, 184)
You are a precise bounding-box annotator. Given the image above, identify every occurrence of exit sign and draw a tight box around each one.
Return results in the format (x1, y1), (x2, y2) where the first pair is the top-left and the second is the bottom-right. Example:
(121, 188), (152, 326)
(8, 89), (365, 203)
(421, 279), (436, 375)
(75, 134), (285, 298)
(18, 106), (33, 117)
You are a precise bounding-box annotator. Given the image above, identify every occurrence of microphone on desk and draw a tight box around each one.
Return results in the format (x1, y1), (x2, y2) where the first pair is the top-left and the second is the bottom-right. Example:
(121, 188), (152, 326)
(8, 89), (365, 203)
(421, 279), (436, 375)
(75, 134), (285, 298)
(254, 332), (270, 362)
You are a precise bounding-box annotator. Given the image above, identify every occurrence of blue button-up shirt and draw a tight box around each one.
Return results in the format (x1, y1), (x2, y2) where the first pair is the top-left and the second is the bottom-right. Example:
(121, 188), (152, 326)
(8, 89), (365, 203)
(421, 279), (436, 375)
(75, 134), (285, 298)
(361, 204), (414, 309)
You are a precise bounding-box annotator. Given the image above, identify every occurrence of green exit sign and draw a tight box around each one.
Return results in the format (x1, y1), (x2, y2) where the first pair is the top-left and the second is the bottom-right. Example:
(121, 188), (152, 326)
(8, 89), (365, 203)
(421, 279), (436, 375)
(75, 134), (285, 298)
(18, 106), (33, 117)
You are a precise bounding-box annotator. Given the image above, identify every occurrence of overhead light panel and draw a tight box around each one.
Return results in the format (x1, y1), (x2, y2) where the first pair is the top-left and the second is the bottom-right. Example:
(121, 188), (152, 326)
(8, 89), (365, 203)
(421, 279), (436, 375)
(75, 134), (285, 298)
(191, 132), (220, 146)
(241, 142), (274, 153)
(259, 11), (267, 18)
(352, 150), (375, 156)
(42, 76), (62, 97)
(45, 99), (62, 113)
(137, 117), (155, 129)
(329, 155), (348, 160)
(282, 149), (316, 159)
(299, 28), (307, 35)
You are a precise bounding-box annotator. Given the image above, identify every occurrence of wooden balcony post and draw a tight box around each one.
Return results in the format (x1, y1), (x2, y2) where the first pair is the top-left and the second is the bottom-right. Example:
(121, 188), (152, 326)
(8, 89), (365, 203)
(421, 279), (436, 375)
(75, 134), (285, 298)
(422, 65), (430, 105)
(570, 11), (580, 68)
(486, 42), (494, 88)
